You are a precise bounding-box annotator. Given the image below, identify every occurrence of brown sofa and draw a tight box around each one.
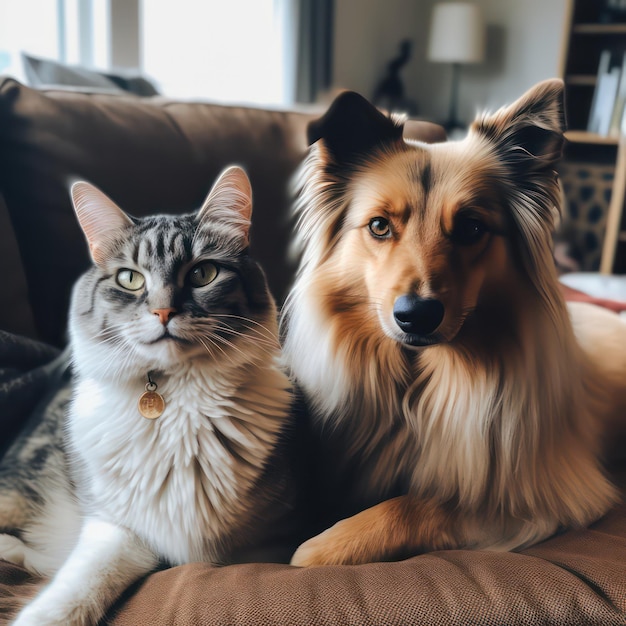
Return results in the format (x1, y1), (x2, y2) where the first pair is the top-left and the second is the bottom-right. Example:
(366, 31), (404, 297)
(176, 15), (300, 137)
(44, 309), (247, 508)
(0, 77), (625, 625)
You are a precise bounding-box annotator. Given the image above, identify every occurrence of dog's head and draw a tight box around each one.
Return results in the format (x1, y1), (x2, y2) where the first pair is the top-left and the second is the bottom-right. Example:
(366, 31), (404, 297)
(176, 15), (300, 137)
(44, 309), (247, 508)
(292, 80), (565, 349)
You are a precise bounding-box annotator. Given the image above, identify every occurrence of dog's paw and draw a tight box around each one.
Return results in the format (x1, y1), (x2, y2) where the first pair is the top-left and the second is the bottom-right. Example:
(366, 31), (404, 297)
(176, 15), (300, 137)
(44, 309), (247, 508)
(290, 518), (367, 567)
(289, 534), (329, 567)
(290, 496), (450, 566)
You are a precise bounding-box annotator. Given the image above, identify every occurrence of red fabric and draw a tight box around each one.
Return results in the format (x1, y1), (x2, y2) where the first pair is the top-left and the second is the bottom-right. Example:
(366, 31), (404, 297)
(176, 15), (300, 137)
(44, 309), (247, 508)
(561, 283), (626, 313)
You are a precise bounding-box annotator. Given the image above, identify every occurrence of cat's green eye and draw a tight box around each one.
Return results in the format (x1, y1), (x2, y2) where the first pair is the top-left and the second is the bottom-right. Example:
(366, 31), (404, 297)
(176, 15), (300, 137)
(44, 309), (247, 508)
(187, 261), (218, 288)
(116, 269), (145, 291)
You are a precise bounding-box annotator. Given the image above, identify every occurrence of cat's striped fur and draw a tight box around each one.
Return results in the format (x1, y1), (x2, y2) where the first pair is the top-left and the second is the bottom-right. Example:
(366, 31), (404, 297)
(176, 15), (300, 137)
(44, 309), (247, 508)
(1, 167), (297, 626)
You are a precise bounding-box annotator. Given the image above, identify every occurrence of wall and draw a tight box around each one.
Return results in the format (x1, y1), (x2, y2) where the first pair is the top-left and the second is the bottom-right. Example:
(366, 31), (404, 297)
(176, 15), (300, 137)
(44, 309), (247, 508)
(331, 0), (432, 113)
(110, 0), (140, 68)
(450, 0), (570, 123)
(332, 0), (570, 124)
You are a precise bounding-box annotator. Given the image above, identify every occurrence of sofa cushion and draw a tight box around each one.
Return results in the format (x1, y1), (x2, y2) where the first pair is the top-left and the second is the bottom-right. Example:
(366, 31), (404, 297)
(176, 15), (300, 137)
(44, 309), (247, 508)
(0, 78), (311, 345)
(2, 467), (625, 625)
(109, 483), (626, 625)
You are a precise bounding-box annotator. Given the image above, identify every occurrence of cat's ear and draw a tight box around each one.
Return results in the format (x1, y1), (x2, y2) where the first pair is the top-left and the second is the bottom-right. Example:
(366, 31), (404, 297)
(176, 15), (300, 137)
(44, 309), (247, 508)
(71, 181), (133, 266)
(197, 166), (253, 244)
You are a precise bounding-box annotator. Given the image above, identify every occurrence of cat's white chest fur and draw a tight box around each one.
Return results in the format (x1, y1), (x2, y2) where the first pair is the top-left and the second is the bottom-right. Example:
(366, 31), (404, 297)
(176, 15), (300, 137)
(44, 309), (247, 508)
(69, 362), (285, 565)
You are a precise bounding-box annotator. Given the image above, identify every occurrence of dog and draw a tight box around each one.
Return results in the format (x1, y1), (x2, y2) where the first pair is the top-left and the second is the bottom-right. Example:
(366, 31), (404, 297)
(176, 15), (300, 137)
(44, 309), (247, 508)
(281, 79), (626, 567)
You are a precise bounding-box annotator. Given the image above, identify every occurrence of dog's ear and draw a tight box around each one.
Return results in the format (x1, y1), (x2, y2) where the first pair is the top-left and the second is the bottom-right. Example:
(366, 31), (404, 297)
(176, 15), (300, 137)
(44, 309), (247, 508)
(471, 79), (565, 173)
(307, 91), (403, 163)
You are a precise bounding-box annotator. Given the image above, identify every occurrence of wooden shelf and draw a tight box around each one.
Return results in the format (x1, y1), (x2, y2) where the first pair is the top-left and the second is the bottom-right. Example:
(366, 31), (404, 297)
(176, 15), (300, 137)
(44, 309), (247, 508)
(600, 137), (626, 272)
(565, 130), (620, 145)
(572, 23), (626, 34)
(561, 1), (626, 273)
(566, 74), (597, 86)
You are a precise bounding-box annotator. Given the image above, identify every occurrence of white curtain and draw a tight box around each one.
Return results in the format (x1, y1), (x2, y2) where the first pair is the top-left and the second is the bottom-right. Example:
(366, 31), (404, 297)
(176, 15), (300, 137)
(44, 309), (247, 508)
(294, 0), (333, 103)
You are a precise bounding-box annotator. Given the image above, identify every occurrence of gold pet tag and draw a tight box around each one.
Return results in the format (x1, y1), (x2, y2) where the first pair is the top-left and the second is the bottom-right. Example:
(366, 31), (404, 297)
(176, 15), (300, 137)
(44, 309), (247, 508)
(138, 381), (165, 420)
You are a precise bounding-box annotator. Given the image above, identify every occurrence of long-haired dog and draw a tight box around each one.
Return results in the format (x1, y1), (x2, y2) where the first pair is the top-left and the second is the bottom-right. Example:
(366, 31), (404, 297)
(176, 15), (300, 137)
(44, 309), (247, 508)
(282, 79), (626, 566)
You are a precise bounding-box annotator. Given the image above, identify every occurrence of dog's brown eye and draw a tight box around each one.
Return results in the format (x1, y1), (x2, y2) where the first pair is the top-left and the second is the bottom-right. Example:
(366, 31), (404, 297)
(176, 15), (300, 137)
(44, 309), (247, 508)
(451, 216), (487, 246)
(368, 217), (391, 239)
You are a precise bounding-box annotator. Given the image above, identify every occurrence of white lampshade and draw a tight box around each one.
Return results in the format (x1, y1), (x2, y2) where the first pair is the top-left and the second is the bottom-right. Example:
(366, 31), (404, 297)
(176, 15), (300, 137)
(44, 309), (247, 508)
(427, 2), (486, 64)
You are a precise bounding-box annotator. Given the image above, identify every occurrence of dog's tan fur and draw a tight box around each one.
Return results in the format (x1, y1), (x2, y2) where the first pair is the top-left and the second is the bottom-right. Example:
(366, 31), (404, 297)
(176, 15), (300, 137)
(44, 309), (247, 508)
(283, 80), (626, 567)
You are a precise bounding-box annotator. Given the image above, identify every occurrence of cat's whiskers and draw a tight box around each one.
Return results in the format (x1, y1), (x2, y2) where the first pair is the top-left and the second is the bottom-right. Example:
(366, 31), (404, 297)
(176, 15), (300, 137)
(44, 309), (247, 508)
(199, 336), (241, 369)
(82, 325), (143, 381)
(207, 333), (248, 361)
(213, 324), (276, 351)
(99, 343), (141, 382)
(197, 335), (223, 360)
(211, 314), (277, 343)
(91, 321), (129, 344)
(199, 332), (248, 366)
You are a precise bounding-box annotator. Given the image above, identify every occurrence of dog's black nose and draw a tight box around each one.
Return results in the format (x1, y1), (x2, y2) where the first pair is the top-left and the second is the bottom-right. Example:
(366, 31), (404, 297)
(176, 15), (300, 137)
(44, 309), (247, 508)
(393, 295), (444, 335)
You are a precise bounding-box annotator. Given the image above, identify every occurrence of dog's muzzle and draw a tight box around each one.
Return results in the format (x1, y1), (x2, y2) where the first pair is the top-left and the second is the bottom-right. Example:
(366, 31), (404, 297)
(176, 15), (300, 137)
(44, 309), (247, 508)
(393, 295), (444, 345)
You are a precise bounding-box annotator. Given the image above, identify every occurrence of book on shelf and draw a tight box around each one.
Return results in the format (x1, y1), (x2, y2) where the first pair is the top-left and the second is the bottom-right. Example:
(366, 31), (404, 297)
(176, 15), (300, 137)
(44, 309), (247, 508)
(610, 52), (626, 136)
(587, 50), (620, 136)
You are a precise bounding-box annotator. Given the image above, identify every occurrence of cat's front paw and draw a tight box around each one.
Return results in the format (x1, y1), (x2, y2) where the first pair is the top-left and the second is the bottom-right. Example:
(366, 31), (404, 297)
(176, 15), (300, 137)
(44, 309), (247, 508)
(13, 600), (91, 626)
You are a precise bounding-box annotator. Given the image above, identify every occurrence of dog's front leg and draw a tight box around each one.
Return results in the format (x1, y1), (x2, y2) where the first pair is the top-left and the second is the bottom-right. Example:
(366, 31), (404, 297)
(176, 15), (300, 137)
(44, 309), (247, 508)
(291, 495), (464, 567)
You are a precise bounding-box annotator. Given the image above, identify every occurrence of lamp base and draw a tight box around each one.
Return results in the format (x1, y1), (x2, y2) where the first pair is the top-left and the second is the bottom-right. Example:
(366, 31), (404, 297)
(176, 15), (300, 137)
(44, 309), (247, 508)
(443, 123), (468, 141)
(442, 63), (466, 137)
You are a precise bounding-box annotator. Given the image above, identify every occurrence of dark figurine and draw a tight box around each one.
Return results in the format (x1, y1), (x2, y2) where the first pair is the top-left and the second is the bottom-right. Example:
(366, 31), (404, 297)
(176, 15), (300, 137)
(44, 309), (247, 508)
(373, 39), (416, 114)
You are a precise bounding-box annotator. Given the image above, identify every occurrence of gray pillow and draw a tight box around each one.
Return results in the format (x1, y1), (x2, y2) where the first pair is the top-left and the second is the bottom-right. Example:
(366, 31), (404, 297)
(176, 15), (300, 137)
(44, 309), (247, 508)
(22, 53), (125, 93)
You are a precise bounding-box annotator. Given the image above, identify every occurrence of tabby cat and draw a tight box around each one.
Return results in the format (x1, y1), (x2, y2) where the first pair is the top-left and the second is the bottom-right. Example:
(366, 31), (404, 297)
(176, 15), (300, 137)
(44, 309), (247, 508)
(0, 167), (297, 625)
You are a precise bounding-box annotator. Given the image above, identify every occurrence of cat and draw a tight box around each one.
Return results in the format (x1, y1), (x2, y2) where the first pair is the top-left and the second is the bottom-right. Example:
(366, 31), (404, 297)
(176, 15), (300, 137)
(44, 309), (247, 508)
(0, 166), (298, 625)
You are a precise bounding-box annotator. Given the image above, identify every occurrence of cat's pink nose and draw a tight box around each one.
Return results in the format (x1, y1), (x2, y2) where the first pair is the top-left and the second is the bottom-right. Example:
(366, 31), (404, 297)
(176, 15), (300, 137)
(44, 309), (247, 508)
(152, 308), (177, 325)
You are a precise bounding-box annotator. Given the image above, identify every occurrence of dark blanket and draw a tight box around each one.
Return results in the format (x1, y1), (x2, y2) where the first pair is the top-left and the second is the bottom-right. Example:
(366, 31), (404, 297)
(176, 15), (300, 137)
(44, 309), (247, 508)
(0, 331), (625, 625)
(0, 331), (60, 459)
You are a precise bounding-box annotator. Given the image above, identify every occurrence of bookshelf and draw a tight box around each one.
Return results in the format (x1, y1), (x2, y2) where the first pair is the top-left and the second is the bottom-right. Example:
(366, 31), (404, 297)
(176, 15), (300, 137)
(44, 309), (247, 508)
(560, 0), (626, 273)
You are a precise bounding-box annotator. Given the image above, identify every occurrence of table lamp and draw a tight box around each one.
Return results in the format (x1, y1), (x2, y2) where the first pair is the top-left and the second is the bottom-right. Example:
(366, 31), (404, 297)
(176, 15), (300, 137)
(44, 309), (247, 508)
(427, 2), (485, 131)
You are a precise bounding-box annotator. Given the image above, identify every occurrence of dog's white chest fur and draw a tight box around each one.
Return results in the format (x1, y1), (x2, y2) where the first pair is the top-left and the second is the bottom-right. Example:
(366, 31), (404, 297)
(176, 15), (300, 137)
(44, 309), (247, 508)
(69, 364), (281, 564)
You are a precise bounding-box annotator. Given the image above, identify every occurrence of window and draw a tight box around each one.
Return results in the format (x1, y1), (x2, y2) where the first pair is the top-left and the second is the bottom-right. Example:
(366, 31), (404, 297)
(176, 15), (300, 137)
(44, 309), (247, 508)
(0, 0), (60, 79)
(140, 0), (296, 105)
(0, 0), (298, 106)
(0, 0), (109, 78)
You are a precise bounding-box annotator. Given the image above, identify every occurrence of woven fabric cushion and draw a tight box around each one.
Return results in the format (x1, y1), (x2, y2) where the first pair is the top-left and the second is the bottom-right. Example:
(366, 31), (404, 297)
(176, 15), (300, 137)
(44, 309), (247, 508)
(109, 471), (626, 625)
(2, 468), (624, 625)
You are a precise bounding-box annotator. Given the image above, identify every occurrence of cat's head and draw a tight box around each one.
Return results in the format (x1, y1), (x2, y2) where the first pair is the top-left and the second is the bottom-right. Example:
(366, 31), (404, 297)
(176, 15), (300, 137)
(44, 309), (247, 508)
(69, 166), (277, 377)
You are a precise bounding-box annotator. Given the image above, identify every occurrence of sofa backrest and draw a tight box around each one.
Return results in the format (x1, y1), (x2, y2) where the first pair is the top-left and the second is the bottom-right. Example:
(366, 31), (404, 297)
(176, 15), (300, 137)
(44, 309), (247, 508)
(0, 79), (315, 346)
(0, 78), (446, 347)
